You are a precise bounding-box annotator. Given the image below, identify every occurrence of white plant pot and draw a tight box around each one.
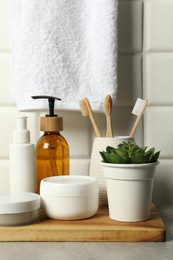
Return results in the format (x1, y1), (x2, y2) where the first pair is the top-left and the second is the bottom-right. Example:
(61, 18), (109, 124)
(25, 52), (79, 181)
(89, 137), (134, 206)
(102, 162), (159, 222)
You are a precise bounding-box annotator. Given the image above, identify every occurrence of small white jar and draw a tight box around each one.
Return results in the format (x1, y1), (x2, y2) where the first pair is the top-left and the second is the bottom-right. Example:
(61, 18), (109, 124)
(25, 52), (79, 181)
(0, 192), (40, 226)
(40, 176), (99, 220)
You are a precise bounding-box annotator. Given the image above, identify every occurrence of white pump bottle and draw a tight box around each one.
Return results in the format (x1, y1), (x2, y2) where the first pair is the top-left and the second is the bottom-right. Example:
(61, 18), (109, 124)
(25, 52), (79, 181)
(9, 116), (35, 192)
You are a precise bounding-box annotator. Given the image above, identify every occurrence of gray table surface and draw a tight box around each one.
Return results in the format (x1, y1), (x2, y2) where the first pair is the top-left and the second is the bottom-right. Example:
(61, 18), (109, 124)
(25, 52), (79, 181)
(0, 206), (172, 260)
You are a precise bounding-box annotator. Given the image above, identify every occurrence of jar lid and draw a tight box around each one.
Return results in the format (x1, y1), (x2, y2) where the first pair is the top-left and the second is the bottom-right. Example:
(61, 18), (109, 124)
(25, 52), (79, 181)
(0, 192), (40, 214)
(40, 176), (98, 197)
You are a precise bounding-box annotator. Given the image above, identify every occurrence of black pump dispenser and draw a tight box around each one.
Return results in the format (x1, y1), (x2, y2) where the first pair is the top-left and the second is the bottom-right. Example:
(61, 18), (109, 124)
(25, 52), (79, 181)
(32, 95), (61, 117)
(31, 95), (63, 132)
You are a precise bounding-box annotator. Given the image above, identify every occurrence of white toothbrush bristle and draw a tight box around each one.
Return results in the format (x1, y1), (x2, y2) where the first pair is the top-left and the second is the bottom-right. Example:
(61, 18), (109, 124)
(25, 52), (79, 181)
(132, 98), (146, 116)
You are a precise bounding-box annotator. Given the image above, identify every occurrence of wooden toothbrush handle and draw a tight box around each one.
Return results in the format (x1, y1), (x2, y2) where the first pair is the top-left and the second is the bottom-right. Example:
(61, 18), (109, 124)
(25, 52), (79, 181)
(106, 115), (113, 137)
(90, 113), (102, 137)
(129, 100), (148, 138)
(83, 97), (102, 137)
(129, 115), (142, 138)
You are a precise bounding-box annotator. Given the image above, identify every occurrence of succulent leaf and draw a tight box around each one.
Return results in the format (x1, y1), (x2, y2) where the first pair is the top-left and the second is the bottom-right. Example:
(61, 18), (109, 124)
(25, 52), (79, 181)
(100, 141), (160, 164)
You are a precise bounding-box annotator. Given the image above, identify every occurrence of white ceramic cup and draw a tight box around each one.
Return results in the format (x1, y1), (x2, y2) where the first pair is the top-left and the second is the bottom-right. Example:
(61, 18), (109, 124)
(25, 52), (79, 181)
(89, 136), (134, 206)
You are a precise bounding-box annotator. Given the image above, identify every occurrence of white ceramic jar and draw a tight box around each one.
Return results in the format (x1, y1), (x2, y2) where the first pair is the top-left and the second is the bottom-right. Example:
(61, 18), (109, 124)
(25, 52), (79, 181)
(0, 192), (40, 226)
(40, 175), (99, 220)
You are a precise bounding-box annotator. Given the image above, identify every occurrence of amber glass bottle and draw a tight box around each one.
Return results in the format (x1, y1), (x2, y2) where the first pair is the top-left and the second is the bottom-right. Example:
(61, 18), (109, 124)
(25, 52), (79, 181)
(36, 130), (69, 194)
(32, 95), (69, 194)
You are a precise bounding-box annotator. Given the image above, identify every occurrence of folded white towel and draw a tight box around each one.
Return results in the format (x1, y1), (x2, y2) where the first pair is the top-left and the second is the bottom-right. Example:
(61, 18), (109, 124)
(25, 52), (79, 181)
(11, 0), (118, 112)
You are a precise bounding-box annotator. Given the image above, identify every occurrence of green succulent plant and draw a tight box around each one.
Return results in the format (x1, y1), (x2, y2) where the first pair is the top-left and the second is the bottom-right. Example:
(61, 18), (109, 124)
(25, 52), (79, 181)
(100, 141), (160, 164)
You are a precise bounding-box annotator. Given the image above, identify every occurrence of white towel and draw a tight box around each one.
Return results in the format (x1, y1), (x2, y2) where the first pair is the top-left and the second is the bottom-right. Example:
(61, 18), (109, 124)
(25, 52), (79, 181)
(11, 0), (118, 112)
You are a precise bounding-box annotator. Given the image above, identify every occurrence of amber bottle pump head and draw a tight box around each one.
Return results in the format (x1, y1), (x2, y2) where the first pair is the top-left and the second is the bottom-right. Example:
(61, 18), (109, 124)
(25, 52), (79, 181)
(31, 95), (63, 132)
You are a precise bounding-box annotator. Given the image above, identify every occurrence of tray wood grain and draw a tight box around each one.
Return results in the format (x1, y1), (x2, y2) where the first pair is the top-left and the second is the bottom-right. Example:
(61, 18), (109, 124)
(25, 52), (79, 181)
(0, 204), (166, 242)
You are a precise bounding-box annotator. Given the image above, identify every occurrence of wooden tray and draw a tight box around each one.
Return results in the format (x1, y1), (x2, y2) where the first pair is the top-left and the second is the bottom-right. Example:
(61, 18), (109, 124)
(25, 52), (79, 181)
(0, 204), (166, 242)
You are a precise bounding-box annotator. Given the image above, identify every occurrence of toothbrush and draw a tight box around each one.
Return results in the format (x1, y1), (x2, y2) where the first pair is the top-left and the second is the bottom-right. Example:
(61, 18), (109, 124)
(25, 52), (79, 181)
(104, 95), (114, 137)
(129, 98), (148, 138)
(79, 97), (102, 137)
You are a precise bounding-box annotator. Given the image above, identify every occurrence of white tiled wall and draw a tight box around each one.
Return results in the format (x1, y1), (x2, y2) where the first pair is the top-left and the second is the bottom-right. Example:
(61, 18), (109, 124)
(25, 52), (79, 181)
(0, 0), (172, 206)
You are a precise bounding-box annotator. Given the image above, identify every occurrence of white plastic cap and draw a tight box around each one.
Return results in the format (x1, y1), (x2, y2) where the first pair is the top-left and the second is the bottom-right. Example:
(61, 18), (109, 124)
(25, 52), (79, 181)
(40, 176), (99, 197)
(13, 116), (30, 143)
(0, 192), (40, 214)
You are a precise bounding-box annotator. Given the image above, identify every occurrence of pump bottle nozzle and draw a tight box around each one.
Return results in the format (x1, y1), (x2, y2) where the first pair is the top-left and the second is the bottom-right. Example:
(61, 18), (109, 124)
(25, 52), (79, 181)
(31, 95), (63, 132)
(13, 116), (30, 143)
(31, 95), (61, 117)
